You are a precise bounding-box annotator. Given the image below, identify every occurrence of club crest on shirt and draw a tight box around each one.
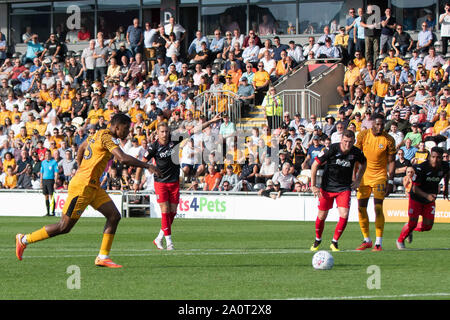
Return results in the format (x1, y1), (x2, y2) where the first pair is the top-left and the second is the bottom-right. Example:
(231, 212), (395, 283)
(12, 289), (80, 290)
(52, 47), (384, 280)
(379, 144), (384, 149)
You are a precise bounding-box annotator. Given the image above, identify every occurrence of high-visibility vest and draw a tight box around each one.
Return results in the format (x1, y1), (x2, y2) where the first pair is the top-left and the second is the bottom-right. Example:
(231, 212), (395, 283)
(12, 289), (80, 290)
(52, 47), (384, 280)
(264, 95), (283, 116)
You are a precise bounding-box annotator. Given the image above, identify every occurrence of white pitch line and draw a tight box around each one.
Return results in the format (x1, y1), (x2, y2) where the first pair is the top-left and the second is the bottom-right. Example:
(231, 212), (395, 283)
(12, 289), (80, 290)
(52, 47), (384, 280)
(0, 248), (317, 259)
(289, 293), (450, 300)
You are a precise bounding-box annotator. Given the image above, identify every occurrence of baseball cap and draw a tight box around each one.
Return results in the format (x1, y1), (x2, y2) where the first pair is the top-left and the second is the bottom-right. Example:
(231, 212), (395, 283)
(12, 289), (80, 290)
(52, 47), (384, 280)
(312, 135), (320, 140)
(266, 179), (273, 186)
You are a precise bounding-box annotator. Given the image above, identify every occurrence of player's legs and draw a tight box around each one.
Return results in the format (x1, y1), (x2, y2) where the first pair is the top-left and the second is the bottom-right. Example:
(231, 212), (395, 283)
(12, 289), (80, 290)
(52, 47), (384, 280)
(311, 190), (332, 251)
(16, 198), (81, 261)
(397, 198), (421, 248)
(414, 202), (435, 232)
(356, 191), (372, 249)
(372, 183), (387, 250)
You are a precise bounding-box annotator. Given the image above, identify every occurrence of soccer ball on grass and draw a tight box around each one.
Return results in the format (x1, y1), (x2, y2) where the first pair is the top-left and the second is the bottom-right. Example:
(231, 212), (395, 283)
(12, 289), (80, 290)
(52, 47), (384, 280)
(312, 250), (334, 270)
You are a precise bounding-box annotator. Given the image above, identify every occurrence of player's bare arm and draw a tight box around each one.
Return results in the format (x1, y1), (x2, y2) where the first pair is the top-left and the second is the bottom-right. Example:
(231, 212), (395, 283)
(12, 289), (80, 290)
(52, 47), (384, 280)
(351, 160), (367, 190)
(76, 139), (88, 167)
(310, 159), (323, 198)
(385, 153), (395, 196)
(111, 147), (161, 176)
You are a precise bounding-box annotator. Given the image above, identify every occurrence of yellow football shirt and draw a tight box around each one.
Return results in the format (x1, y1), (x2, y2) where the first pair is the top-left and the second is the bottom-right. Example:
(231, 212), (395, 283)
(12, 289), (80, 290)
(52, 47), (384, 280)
(70, 129), (118, 188)
(355, 129), (396, 185)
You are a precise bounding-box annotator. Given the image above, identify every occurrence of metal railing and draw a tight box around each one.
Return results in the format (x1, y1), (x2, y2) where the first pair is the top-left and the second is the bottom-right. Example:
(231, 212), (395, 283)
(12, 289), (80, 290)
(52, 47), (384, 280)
(193, 89), (242, 124)
(265, 89), (321, 129)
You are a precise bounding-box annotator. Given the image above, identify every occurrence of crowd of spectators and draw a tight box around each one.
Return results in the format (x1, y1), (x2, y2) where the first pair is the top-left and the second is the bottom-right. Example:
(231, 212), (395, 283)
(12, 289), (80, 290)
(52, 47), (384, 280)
(0, 4), (449, 196)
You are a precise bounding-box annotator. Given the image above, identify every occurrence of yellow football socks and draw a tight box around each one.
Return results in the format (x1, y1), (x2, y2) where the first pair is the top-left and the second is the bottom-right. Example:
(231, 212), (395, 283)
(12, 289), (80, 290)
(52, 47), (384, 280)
(358, 207), (370, 239)
(374, 203), (385, 238)
(99, 233), (115, 257)
(26, 227), (50, 244)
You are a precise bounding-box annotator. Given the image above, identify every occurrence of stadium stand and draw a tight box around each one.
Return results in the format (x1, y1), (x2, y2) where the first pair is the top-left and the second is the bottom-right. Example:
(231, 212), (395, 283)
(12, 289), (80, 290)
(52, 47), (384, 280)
(0, 5), (449, 200)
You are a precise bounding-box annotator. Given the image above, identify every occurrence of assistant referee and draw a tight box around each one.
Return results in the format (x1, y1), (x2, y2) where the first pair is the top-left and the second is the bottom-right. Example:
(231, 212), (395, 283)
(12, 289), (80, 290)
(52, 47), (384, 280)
(40, 149), (59, 216)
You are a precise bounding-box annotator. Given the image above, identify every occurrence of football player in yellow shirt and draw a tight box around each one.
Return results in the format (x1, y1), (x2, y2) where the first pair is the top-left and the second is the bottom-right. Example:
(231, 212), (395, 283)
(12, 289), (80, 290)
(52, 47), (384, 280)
(355, 113), (396, 251)
(15, 113), (161, 268)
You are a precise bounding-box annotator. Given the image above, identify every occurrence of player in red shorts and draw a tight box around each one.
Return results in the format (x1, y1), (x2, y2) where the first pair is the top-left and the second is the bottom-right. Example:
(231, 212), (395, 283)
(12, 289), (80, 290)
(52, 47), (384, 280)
(134, 114), (222, 250)
(396, 147), (449, 249)
(310, 130), (367, 252)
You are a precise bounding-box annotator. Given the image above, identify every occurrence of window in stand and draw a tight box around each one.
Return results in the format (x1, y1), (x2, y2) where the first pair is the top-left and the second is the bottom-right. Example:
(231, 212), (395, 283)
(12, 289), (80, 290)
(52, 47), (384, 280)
(202, 5), (247, 35)
(96, 0), (140, 39)
(298, 1), (345, 35)
(391, 0), (437, 31)
(53, 1), (95, 43)
(249, 3), (297, 36)
(10, 3), (51, 45)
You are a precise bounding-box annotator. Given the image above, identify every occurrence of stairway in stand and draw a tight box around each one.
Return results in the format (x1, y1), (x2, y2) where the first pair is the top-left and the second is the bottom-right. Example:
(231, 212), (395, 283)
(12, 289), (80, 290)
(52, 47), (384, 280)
(236, 105), (267, 131)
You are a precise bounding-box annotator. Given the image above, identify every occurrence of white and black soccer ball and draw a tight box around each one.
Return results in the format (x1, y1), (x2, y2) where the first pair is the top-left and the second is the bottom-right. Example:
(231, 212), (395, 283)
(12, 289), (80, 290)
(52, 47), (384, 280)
(312, 250), (334, 270)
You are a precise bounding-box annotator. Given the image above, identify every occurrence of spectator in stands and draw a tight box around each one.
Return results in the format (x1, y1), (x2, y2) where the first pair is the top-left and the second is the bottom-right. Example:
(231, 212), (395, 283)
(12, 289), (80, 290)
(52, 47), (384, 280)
(315, 37), (340, 60)
(393, 148), (410, 187)
(286, 40), (303, 65)
(337, 60), (361, 102)
(272, 162), (295, 191)
(303, 37), (319, 59)
(272, 37), (289, 62)
(203, 163), (222, 191)
(411, 141), (429, 165)
(372, 71), (389, 111)
(360, 5), (381, 64)
(400, 138), (417, 161)
(242, 38), (260, 67)
(24, 34), (44, 64)
(164, 16), (185, 43)
(404, 123), (422, 147)
(242, 30), (262, 49)
(262, 86), (282, 130)
(417, 21), (434, 54)
(423, 47), (446, 71)
(188, 31), (207, 58)
(392, 24), (413, 57)
(334, 26), (349, 50)
(210, 29), (225, 58)
(380, 8), (397, 55)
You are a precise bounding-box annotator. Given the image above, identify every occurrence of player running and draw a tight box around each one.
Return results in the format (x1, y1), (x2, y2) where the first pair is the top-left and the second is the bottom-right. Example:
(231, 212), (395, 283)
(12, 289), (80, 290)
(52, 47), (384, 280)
(310, 130), (367, 252)
(396, 147), (449, 249)
(16, 113), (160, 268)
(134, 113), (223, 250)
(355, 113), (396, 251)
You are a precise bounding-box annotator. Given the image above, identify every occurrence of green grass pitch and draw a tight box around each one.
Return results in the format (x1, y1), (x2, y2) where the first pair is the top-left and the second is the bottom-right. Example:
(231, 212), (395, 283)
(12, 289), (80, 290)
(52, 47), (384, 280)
(1, 216), (450, 300)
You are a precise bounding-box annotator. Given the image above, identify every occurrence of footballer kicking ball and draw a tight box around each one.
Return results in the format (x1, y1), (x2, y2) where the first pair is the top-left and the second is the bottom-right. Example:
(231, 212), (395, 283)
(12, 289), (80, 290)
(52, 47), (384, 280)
(312, 250), (334, 270)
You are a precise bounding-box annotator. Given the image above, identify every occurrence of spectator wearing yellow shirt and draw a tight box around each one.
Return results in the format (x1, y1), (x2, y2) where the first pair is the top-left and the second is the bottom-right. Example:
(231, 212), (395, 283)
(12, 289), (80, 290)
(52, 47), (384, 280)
(349, 112), (363, 132)
(102, 101), (116, 123)
(61, 82), (76, 99)
(15, 126), (30, 144)
(38, 83), (51, 104)
(128, 101), (148, 123)
(429, 64), (444, 81)
(50, 128), (64, 148)
(415, 64), (429, 82)
(334, 27), (349, 49)
(34, 116), (47, 136)
(437, 98), (450, 115)
(433, 110), (449, 135)
(3, 152), (16, 173)
(252, 63), (271, 105)
(372, 71), (390, 108)
(337, 60), (361, 101)
(353, 51), (367, 69)
(275, 50), (289, 78)
(4, 165), (17, 189)
(47, 90), (61, 110)
(58, 91), (72, 119)
(11, 105), (22, 122)
(0, 102), (11, 125)
(87, 100), (104, 125)
(381, 48), (405, 71)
